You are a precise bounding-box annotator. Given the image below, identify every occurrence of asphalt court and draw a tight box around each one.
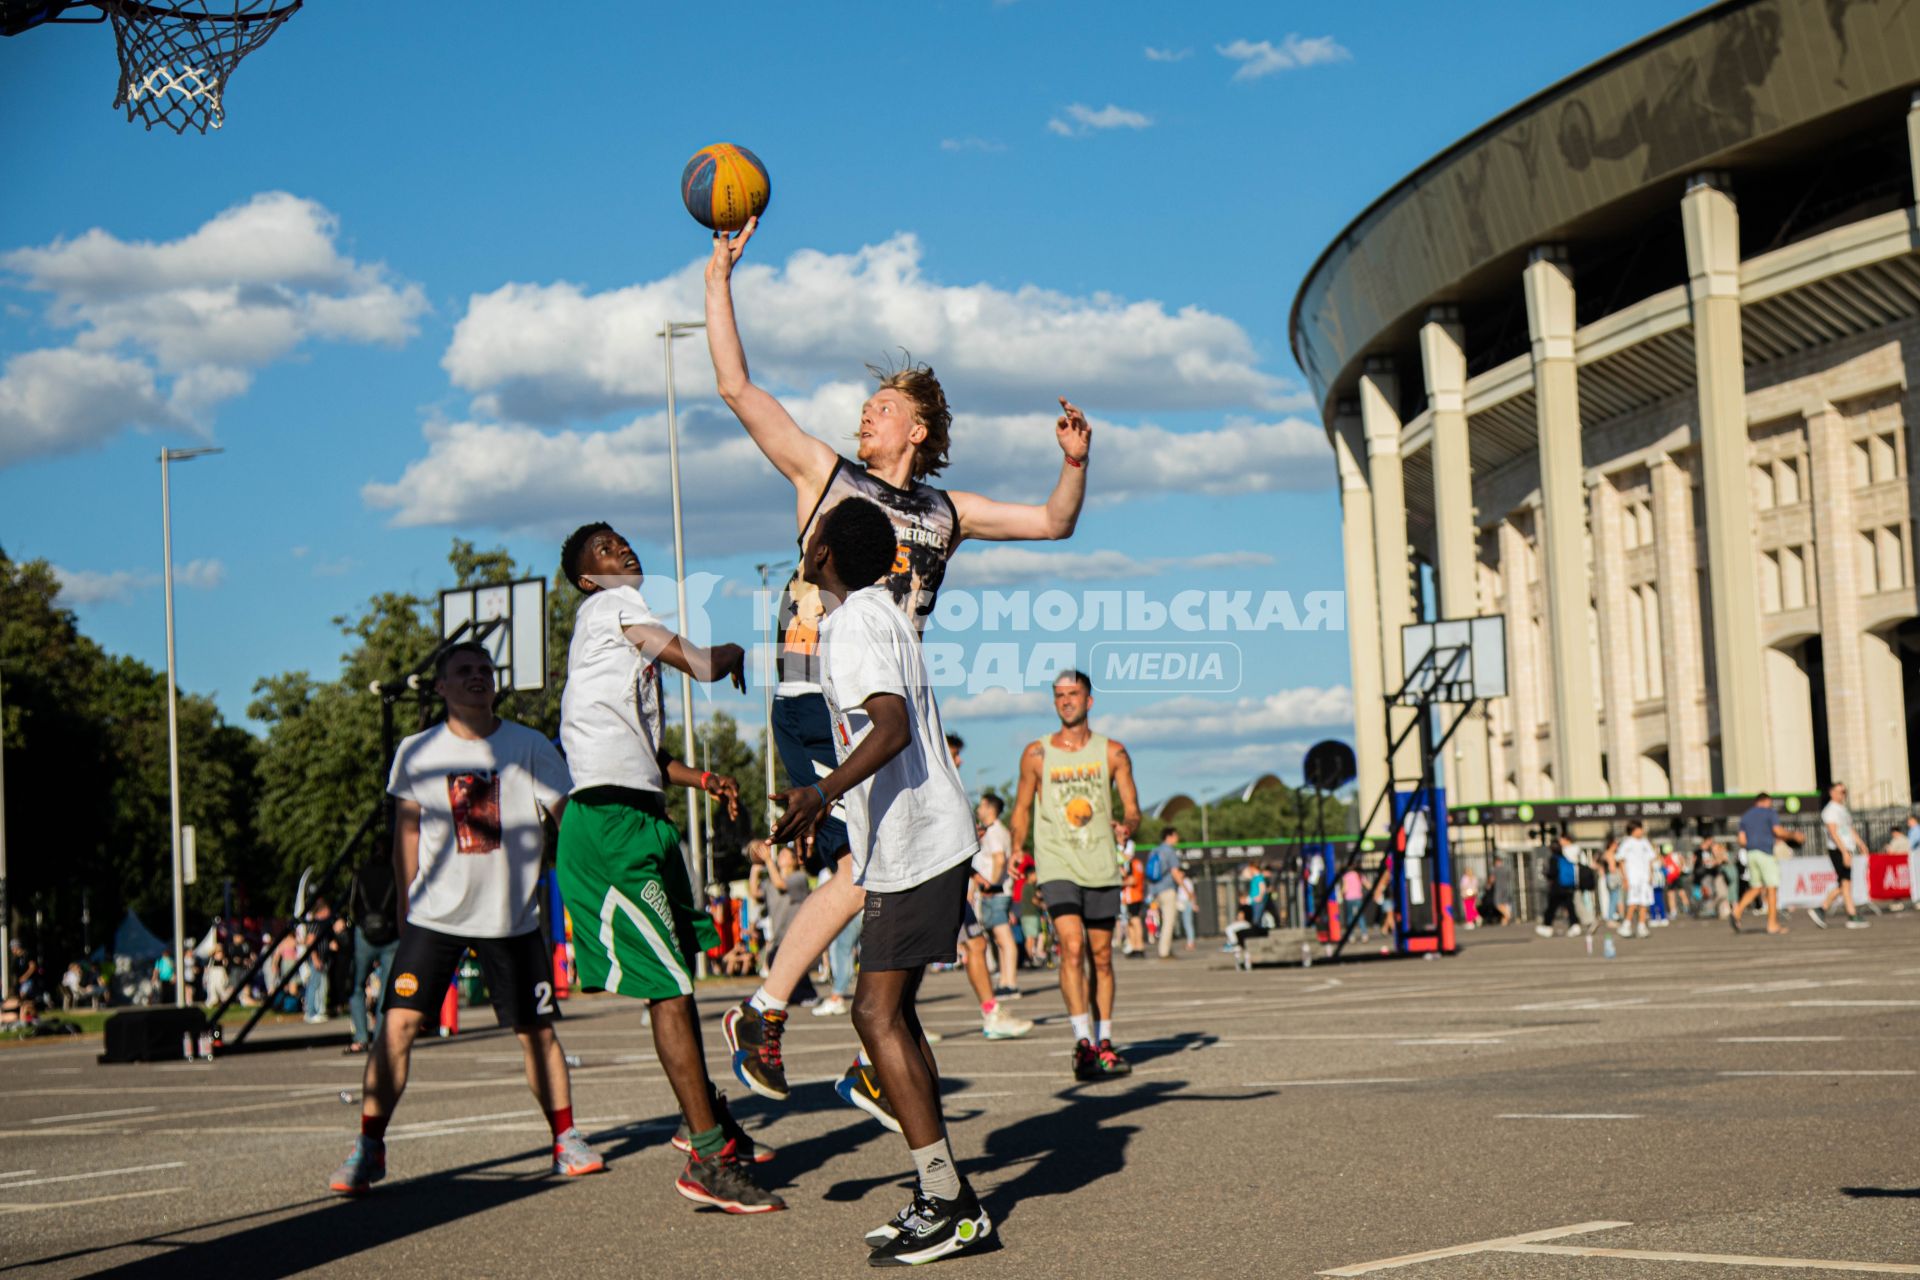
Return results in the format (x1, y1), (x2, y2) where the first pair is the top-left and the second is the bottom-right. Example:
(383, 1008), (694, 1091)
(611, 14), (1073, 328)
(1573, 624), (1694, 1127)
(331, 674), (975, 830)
(0, 916), (1914, 1277)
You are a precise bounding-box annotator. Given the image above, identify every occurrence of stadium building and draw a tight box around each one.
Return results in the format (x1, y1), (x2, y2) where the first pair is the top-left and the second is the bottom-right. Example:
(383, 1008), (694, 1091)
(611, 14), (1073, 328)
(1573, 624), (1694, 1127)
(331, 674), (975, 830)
(1291, 0), (1920, 824)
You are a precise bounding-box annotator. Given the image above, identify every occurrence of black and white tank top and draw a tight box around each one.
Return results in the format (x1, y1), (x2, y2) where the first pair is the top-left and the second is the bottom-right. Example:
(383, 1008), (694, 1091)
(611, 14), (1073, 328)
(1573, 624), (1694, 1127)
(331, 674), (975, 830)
(775, 457), (959, 694)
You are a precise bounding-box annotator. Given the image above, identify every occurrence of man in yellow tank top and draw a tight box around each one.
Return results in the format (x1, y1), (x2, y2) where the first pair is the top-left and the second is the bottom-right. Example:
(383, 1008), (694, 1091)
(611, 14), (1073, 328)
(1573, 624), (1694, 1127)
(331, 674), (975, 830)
(1010, 670), (1142, 1080)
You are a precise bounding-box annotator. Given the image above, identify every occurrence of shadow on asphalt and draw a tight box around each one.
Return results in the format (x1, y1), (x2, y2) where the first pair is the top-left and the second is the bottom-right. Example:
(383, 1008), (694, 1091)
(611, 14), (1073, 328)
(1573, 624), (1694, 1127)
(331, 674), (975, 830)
(5, 1116), (679, 1278)
(1843, 1186), (1920, 1198)
(815, 1077), (1276, 1226)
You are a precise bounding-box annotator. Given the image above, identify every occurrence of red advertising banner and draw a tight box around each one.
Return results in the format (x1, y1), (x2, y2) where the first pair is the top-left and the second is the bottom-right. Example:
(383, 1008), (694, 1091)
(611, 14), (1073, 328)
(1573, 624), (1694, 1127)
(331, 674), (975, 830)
(1866, 854), (1915, 902)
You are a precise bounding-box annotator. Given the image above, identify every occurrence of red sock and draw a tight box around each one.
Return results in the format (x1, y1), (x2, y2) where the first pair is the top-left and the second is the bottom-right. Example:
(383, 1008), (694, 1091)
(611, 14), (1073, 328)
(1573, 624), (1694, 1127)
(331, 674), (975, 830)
(547, 1106), (574, 1139)
(361, 1113), (389, 1142)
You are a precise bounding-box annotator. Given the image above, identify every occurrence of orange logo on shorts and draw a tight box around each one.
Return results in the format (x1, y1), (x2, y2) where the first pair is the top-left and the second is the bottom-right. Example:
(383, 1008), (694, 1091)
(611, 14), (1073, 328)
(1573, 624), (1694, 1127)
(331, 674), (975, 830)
(393, 973), (419, 998)
(1065, 797), (1094, 829)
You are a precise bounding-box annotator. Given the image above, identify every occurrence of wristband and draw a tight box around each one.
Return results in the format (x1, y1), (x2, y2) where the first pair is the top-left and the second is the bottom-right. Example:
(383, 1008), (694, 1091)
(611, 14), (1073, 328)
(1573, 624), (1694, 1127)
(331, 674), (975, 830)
(812, 782), (829, 807)
(1064, 455), (1084, 469)
(700, 771), (716, 791)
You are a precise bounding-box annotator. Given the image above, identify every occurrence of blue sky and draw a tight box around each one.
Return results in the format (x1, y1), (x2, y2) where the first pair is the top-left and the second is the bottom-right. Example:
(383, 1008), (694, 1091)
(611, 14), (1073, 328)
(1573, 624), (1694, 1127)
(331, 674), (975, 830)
(1, 0), (1694, 806)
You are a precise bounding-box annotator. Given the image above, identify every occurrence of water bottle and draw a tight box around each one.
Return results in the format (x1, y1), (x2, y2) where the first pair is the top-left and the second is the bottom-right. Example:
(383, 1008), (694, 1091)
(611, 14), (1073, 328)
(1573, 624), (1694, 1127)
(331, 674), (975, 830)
(1584, 932), (1593, 956)
(1603, 936), (1616, 959)
(1301, 942), (1313, 969)
(182, 1032), (195, 1061)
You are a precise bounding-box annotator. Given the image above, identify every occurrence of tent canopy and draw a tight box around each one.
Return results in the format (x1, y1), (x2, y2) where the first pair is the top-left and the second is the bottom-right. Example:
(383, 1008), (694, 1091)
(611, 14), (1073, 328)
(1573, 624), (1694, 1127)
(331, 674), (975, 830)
(112, 910), (167, 965)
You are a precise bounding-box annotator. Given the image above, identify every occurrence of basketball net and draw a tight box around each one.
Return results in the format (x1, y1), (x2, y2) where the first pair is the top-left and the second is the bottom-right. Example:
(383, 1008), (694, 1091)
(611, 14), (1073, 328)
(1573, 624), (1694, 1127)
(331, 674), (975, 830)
(103, 0), (302, 134)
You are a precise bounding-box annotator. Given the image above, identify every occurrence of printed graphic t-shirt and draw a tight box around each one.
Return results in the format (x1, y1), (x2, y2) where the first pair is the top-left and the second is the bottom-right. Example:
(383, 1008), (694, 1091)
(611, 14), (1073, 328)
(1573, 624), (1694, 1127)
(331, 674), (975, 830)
(387, 719), (571, 938)
(819, 585), (978, 893)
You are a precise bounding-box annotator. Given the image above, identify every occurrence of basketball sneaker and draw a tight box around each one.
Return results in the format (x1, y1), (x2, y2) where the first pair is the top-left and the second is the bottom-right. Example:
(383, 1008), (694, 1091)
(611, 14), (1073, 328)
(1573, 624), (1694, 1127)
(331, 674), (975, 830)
(722, 1001), (790, 1101)
(1071, 1038), (1101, 1082)
(1096, 1039), (1132, 1077)
(981, 1006), (1033, 1040)
(327, 1136), (385, 1195)
(674, 1141), (786, 1214)
(867, 1185), (993, 1266)
(836, 1056), (902, 1133)
(671, 1089), (776, 1164)
(1806, 907), (1826, 929)
(552, 1126), (605, 1177)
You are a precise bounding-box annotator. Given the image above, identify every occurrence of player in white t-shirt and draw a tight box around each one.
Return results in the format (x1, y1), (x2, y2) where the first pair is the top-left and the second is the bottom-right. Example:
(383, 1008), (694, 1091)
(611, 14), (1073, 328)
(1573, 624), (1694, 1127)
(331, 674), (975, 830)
(975, 795), (1024, 998)
(771, 498), (994, 1265)
(1615, 822), (1659, 940)
(551, 522), (784, 1215)
(329, 643), (602, 1196)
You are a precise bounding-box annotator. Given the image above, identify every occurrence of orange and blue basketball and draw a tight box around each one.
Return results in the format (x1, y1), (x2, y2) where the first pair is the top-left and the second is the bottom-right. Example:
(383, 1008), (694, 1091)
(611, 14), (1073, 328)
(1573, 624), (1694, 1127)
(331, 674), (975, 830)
(681, 143), (770, 233)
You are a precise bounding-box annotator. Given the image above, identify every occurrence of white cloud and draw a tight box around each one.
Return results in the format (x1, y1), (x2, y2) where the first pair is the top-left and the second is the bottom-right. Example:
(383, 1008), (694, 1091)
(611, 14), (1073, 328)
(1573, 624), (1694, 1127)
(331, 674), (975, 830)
(366, 397), (1327, 543)
(1217, 35), (1351, 81)
(1144, 46), (1191, 62)
(1102, 685), (1352, 746)
(942, 689), (1049, 721)
(441, 233), (1297, 422)
(52, 557), (225, 605)
(1165, 739), (1311, 782)
(944, 547), (1275, 588)
(1047, 103), (1153, 138)
(0, 347), (181, 466)
(0, 192), (427, 468)
(940, 137), (1006, 153)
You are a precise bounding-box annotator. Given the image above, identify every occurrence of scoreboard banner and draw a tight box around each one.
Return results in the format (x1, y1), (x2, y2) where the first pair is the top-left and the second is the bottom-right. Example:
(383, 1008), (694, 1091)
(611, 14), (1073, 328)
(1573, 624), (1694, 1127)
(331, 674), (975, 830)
(1448, 794), (1822, 827)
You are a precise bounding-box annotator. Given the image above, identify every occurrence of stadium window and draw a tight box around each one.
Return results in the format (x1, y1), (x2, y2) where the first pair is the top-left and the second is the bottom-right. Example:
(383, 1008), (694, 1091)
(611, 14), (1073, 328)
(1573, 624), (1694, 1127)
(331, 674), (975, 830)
(1774, 456), (1802, 505)
(1753, 464), (1775, 511)
(1781, 545), (1806, 612)
(1852, 440), (1872, 489)
(1642, 585), (1663, 698)
(1858, 530), (1880, 594)
(1760, 550), (1783, 614)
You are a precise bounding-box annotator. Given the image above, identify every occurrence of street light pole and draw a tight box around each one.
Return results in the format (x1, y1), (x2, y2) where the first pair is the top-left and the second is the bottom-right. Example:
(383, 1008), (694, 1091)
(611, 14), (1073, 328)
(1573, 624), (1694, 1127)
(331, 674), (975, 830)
(659, 322), (706, 904)
(161, 445), (221, 1007)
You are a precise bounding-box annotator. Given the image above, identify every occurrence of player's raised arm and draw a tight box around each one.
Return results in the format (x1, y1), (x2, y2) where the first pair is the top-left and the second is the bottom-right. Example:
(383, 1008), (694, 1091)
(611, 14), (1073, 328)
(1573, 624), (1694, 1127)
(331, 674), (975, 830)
(948, 398), (1090, 543)
(704, 219), (836, 496)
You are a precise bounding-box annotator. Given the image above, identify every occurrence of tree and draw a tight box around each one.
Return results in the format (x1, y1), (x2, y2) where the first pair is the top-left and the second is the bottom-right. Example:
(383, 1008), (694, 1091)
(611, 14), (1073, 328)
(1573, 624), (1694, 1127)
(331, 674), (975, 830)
(0, 548), (264, 968)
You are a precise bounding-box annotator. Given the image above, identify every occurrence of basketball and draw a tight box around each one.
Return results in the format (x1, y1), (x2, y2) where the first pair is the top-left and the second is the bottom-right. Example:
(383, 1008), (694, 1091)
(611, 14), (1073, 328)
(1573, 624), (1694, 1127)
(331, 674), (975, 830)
(681, 143), (771, 233)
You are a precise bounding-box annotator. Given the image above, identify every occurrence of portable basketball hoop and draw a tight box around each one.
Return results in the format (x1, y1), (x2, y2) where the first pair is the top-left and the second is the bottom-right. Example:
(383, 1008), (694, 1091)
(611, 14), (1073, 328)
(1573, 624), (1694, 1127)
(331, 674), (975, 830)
(438, 578), (549, 695)
(103, 0), (301, 133)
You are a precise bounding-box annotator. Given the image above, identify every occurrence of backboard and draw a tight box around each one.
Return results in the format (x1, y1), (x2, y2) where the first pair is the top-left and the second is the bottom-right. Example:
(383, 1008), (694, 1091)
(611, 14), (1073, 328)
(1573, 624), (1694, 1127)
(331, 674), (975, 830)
(439, 578), (548, 694)
(1398, 616), (1507, 705)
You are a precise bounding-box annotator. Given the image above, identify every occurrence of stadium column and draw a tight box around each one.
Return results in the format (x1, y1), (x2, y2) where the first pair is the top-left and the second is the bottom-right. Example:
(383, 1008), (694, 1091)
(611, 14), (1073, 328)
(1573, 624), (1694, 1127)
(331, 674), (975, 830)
(1334, 402), (1390, 833)
(1649, 455), (1712, 794)
(1522, 246), (1605, 799)
(1360, 358), (1422, 790)
(1496, 515), (1544, 797)
(1587, 475), (1638, 795)
(1805, 403), (1871, 792)
(1418, 308), (1490, 805)
(1681, 173), (1769, 792)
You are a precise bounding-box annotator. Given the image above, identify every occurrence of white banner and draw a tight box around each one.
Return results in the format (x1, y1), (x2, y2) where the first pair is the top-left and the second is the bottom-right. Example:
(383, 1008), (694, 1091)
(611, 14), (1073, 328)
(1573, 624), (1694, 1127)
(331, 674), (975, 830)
(1773, 856), (1883, 908)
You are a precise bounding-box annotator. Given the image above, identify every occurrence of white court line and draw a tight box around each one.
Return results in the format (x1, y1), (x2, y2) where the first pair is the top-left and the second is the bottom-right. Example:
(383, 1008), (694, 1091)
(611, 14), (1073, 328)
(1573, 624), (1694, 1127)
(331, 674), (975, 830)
(1506, 1242), (1920, 1273)
(1789, 1000), (1920, 1008)
(0, 1170), (36, 1181)
(1720, 1070), (1916, 1077)
(1245, 1078), (1417, 1088)
(29, 1106), (158, 1125)
(1396, 1039), (1505, 1046)
(0, 1161), (185, 1189)
(1719, 1036), (1845, 1043)
(0, 1186), (184, 1215)
(1319, 1219), (1631, 1275)
(1499, 1113), (1642, 1120)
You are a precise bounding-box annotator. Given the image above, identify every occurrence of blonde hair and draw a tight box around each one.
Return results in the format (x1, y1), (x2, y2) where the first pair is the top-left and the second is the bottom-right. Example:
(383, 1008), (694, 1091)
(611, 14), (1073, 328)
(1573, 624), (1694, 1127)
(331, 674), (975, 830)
(867, 355), (952, 480)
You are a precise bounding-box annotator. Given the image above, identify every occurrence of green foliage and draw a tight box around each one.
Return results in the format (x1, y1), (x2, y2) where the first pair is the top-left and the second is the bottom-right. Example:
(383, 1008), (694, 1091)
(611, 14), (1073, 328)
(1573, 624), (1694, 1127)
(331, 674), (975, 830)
(0, 548), (266, 964)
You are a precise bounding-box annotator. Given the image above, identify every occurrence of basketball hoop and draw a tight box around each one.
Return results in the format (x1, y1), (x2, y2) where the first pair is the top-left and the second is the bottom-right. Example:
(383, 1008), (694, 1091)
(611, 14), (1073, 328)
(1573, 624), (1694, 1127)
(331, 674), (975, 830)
(101, 0), (301, 133)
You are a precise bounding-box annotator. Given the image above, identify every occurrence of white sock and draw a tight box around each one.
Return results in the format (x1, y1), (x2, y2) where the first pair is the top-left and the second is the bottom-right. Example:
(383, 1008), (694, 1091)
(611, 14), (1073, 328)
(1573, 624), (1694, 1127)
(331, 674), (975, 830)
(857, 1045), (872, 1068)
(749, 986), (788, 1015)
(911, 1137), (962, 1201)
(1096, 1019), (1112, 1044)
(1070, 1014), (1092, 1043)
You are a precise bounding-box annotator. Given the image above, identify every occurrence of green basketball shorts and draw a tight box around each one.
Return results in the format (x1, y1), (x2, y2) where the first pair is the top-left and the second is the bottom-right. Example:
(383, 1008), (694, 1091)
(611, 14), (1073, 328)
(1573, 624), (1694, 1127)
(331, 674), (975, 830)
(557, 787), (719, 1001)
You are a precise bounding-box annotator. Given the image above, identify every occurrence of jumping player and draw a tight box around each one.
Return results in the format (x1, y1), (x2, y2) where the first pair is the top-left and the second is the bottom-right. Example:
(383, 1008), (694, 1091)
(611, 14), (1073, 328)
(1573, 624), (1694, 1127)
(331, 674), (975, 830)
(706, 216), (1084, 1108)
(329, 643), (603, 1195)
(553, 523), (783, 1213)
(1009, 669), (1142, 1081)
(770, 498), (994, 1264)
